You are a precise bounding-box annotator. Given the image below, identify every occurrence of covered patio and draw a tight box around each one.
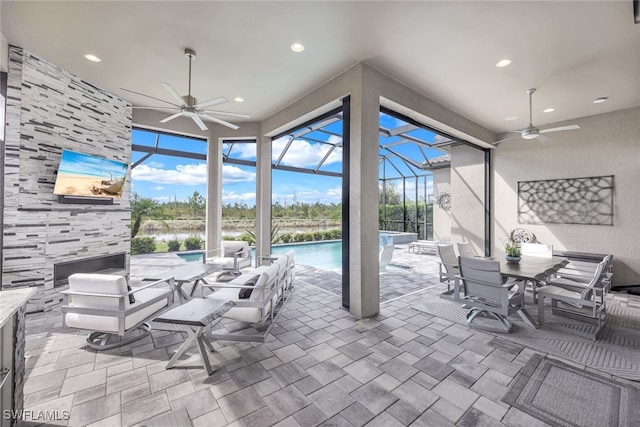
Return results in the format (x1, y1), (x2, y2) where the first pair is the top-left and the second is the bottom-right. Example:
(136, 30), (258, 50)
(20, 249), (640, 426)
(2, 1), (640, 426)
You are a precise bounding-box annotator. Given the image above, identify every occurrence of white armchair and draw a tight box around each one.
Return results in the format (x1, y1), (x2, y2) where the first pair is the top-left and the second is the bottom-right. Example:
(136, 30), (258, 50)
(203, 241), (252, 273)
(61, 273), (174, 350)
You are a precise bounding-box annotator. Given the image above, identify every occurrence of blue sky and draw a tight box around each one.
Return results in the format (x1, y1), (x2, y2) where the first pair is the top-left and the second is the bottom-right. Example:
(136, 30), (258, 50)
(130, 112), (443, 205)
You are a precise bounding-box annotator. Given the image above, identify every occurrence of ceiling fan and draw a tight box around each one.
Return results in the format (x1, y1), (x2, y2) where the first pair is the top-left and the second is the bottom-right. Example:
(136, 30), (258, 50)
(122, 48), (249, 131)
(495, 88), (580, 144)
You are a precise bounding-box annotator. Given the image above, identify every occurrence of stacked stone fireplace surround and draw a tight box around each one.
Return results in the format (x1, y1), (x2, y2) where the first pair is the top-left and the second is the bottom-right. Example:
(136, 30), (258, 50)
(3, 46), (132, 312)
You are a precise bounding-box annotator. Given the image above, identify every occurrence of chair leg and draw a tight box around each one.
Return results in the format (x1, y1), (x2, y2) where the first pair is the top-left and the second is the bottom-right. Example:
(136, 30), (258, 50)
(86, 322), (152, 351)
(538, 294), (545, 325)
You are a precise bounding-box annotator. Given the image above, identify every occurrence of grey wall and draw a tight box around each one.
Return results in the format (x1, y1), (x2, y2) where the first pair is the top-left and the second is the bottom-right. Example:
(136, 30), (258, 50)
(3, 46), (132, 311)
(492, 107), (640, 287)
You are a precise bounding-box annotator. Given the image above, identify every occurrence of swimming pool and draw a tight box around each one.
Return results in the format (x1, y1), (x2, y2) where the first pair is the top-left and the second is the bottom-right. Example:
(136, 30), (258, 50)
(177, 241), (343, 270)
(176, 238), (405, 271)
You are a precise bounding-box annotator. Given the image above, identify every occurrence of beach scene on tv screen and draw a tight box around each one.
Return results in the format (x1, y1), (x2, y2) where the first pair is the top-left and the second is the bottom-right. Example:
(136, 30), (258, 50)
(53, 150), (128, 198)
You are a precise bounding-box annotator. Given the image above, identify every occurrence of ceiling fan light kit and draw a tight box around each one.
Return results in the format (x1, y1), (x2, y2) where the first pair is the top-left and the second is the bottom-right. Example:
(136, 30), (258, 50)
(122, 47), (249, 131)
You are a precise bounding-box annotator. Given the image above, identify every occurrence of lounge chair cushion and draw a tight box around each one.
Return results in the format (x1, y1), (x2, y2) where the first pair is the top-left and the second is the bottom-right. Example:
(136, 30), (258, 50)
(65, 287), (170, 332)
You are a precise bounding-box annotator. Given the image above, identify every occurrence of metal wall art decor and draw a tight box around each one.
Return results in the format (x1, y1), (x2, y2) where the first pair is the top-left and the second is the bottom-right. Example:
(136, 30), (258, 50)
(435, 191), (451, 211)
(518, 175), (614, 225)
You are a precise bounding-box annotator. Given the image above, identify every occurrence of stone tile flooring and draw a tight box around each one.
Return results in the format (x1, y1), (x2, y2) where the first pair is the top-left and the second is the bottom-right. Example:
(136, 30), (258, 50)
(20, 248), (628, 426)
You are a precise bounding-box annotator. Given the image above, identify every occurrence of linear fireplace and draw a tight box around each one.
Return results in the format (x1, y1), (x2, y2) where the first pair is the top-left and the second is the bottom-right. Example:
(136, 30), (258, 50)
(54, 253), (127, 287)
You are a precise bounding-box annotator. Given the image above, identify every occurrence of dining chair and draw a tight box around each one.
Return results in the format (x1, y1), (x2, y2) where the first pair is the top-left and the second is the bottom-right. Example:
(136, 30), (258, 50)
(437, 243), (459, 294)
(457, 256), (525, 333)
(457, 241), (477, 258)
(521, 242), (553, 258)
(537, 258), (610, 339)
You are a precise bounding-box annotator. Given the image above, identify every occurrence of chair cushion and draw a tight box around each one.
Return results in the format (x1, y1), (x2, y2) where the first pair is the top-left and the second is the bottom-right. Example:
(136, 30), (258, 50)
(222, 241), (249, 258)
(68, 274), (129, 311)
(65, 288), (170, 333)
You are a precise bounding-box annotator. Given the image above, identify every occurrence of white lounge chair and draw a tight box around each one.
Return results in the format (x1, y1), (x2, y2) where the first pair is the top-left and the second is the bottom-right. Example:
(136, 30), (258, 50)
(61, 273), (173, 350)
(380, 244), (394, 271)
(203, 241), (252, 276)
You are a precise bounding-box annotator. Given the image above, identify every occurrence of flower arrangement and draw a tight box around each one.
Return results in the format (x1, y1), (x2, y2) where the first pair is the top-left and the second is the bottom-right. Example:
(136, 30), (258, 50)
(503, 229), (522, 257)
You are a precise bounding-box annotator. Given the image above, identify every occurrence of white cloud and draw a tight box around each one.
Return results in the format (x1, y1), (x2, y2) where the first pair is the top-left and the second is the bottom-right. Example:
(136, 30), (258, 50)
(222, 190), (256, 205)
(147, 161), (164, 168)
(152, 186), (165, 191)
(272, 137), (342, 167)
(222, 164), (255, 184)
(228, 143), (257, 160)
(132, 162), (206, 185)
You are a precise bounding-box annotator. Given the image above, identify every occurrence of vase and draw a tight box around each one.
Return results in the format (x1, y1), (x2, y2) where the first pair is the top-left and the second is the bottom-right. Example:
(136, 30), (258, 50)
(505, 255), (521, 264)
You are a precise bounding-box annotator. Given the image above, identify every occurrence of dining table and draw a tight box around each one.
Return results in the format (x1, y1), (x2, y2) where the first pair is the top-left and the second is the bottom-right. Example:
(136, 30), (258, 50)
(453, 255), (569, 328)
(498, 255), (569, 327)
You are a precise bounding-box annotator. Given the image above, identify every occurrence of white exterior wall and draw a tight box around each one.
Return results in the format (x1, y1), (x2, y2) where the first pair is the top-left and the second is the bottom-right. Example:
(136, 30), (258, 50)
(492, 107), (640, 287)
(451, 145), (486, 256)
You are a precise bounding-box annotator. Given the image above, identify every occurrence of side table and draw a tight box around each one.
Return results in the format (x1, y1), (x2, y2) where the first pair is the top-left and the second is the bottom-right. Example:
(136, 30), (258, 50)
(154, 298), (235, 375)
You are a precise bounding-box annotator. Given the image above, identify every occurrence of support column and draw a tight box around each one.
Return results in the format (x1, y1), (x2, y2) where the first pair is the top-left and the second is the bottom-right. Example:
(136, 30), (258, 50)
(349, 67), (380, 318)
(255, 132), (272, 264)
(205, 133), (223, 254)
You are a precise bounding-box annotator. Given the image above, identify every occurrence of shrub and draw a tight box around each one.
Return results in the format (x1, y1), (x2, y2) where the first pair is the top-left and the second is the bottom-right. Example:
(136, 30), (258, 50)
(303, 232), (314, 242)
(322, 230), (333, 240)
(167, 240), (181, 252)
(313, 231), (324, 241)
(330, 228), (342, 239)
(239, 234), (253, 243)
(293, 233), (305, 242)
(280, 233), (292, 243)
(184, 236), (204, 250)
(131, 237), (156, 255)
(222, 235), (236, 241)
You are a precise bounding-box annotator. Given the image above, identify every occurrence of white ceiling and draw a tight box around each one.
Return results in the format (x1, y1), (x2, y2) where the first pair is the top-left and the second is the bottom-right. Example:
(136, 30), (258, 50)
(2, 1), (639, 136)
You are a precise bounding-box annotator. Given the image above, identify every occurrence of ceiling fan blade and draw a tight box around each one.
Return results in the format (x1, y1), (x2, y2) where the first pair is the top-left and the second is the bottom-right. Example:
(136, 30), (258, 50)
(199, 113), (239, 130)
(539, 124), (580, 133)
(120, 88), (181, 107)
(161, 82), (187, 107)
(202, 110), (251, 118)
(132, 106), (181, 111)
(186, 113), (208, 131)
(159, 112), (185, 123)
(194, 97), (228, 110)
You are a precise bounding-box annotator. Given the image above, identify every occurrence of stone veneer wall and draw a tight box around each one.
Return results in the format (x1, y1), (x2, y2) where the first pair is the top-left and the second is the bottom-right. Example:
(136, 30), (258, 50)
(3, 46), (132, 311)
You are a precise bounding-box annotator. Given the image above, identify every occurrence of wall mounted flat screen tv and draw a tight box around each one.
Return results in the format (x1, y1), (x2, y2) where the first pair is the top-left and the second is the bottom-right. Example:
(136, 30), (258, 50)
(53, 150), (129, 199)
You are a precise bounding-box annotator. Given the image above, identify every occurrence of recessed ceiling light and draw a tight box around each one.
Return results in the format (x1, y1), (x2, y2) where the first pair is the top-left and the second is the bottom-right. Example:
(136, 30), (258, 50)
(505, 116), (518, 121)
(290, 42), (305, 53)
(234, 97), (244, 103)
(495, 59), (511, 68)
(543, 108), (555, 113)
(593, 97), (608, 104)
(84, 54), (101, 63)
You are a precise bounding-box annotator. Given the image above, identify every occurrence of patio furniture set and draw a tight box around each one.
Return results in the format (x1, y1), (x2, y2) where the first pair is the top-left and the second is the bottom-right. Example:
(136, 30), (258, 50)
(59, 242), (295, 374)
(436, 241), (613, 339)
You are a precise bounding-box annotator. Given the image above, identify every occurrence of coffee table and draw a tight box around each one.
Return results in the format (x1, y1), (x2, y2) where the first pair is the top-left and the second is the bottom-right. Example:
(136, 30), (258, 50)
(154, 298), (235, 375)
(143, 263), (219, 303)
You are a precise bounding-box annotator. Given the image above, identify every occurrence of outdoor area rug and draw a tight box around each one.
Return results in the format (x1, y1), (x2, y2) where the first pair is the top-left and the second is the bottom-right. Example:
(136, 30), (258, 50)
(502, 353), (640, 427)
(412, 294), (640, 381)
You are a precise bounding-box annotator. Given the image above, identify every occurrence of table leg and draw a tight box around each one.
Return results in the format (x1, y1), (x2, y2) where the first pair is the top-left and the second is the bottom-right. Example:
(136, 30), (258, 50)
(166, 326), (215, 375)
(517, 308), (537, 328)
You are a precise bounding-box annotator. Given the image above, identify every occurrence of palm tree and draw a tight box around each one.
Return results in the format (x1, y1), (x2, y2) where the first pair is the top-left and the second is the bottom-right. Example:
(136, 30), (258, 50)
(130, 193), (166, 238)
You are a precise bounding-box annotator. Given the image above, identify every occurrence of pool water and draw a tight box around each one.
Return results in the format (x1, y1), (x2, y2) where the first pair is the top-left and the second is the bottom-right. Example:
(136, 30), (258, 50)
(176, 240), (405, 272)
(177, 241), (343, 271)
